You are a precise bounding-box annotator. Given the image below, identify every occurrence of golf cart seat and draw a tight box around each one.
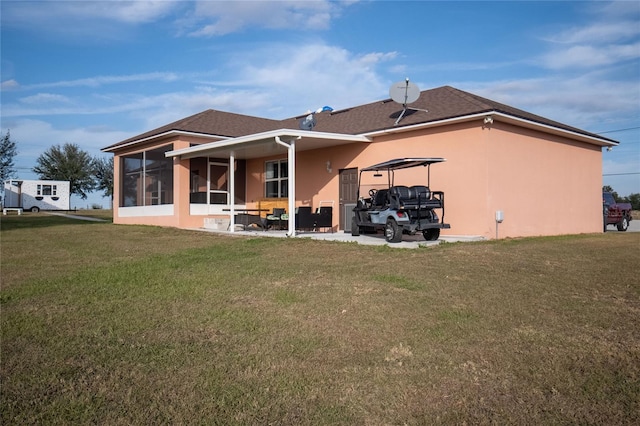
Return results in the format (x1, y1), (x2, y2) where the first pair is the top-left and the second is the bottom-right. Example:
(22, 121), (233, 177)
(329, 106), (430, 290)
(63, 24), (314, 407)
(410, 185), (442, 209)
(390, 185), (411, 199)
(372, 189), (389, 208)
(389, 185), (416, 208)
(410, 185), (430, 200)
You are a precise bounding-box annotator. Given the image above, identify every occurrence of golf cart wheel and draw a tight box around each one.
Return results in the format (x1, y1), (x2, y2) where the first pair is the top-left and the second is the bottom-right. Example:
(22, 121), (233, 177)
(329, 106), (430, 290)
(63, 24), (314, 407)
(617, 216), (629, 232)
(423, 228), (440, 241)
(385, 218), (402, 243)
(351, 217), (360, 236)
(30, 206), (40, 213)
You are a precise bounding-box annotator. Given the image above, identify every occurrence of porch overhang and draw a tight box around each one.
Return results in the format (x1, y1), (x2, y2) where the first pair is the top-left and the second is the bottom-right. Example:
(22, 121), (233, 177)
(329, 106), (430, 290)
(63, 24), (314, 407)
(165, 129), (371, 160)
(166, 129), (370, 237)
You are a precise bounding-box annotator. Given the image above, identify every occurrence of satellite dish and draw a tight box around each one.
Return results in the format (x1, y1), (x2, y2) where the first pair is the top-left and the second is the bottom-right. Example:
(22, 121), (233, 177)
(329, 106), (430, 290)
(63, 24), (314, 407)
(389, 78), (426, 125)
(298, 105), (333, 130)
(299, 113), (317, 130)
(389, 79), (420, 105)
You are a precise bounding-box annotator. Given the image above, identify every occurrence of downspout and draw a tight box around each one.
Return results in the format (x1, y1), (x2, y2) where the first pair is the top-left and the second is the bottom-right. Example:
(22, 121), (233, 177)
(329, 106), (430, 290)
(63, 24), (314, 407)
(275, 136), (300, 237)
(229, 150), (236, 232)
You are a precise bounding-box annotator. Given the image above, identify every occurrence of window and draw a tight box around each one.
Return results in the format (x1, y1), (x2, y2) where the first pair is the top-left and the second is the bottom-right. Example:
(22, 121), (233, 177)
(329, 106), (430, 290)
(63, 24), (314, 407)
(265, 159), (288, 198)
(120, 144), (174, 207)
(37, 184), (56, 196)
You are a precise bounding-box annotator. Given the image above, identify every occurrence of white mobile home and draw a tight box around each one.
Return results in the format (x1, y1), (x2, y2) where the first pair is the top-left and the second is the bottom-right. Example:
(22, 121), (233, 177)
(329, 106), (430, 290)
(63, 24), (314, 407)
(3, 180), (71, 212)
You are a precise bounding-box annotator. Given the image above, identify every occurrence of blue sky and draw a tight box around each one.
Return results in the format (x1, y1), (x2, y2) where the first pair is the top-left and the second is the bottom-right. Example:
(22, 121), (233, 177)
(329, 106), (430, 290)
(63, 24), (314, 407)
(1, 0), (639, 209)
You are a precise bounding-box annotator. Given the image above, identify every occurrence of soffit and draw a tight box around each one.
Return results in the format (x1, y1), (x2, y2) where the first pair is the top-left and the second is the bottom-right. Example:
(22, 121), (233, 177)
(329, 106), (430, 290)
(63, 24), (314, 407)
(166, 130), (371, 160)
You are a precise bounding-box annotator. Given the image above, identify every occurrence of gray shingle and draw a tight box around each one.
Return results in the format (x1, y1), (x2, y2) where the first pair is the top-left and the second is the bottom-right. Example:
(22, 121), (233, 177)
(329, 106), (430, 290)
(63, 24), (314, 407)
(104, 86), (614, 151)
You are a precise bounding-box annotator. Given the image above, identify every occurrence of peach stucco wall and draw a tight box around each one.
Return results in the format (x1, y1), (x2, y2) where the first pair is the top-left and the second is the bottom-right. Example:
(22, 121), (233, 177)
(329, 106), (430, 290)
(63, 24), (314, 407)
(483, 123), (602, 237)
(111, 119), (604, 238)
(334, 121), (603, 238)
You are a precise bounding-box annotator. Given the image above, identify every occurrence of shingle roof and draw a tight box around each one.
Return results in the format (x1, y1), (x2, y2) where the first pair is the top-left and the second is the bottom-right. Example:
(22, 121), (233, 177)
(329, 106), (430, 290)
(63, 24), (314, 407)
(102, 109), (282, 150)
(103, 85), (615, 151)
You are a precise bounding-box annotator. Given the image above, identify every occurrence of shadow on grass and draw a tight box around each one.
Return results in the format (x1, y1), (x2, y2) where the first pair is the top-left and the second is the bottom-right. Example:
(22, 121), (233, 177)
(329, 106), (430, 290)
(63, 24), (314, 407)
(0, 214), (111, 231)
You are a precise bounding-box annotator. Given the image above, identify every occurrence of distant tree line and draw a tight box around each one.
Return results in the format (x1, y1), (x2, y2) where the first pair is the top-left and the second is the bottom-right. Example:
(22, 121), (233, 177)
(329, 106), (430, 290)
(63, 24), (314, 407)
(0, 131), (113, 201)
(603, 185), (640, 210)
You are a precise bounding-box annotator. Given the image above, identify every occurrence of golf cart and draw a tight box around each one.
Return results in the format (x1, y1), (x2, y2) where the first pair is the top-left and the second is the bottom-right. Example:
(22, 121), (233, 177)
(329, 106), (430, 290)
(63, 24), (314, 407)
(351, 158), (450, 243)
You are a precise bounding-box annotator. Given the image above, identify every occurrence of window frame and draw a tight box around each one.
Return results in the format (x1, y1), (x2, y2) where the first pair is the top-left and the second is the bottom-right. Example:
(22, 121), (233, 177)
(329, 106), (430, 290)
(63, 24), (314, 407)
(36, 184), (56, 196)
(265, 159), (288, 198)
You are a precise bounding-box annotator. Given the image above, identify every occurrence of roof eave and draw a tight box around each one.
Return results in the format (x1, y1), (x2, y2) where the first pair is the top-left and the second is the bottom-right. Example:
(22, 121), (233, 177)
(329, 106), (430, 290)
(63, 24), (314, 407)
(101, 130), (231, 153)
(363, 111), (618, 147)
(490, 112), (618, 147)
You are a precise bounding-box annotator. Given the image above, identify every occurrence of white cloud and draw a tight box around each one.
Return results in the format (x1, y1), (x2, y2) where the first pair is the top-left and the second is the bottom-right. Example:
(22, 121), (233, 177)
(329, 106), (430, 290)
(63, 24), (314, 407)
(23, 72), (180, 90)
(219, 43), (396, 115)
(19, 93), (73, 105)
(2, 0), (179, 27)
(540, 42), (640, 69)
(546, 21), (640, 45)
(2, 0), (354, 40)
(464, 72), (639, 131)
(183, 0), (340, 36)
(3, 41), (398, 132)
(537, 4), (640, 70)
(1, 80), (20, 91)
(102, 1), (180, 24)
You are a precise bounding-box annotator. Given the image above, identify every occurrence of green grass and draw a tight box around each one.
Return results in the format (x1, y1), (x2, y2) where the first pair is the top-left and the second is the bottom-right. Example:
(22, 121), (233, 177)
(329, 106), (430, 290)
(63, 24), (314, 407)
(1, 213), (639, 424)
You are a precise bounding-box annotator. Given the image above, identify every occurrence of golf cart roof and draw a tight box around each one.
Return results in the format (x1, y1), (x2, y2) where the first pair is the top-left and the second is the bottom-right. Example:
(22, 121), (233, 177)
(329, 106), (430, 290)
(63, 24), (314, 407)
(361, 158), (446, 172)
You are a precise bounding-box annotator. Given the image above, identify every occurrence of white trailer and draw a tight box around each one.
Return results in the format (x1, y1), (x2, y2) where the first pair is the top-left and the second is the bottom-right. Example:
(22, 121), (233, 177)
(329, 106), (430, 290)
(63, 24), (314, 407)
(3, 180), (71, 212)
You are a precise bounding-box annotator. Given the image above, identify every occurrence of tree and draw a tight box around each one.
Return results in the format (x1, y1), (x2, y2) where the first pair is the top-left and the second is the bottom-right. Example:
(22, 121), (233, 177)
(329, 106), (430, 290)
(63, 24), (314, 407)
(628, 193), (640, 210)
(92, 156), (113, 199)
(0, 130), (18, 181)
(33, 143), (96, 199)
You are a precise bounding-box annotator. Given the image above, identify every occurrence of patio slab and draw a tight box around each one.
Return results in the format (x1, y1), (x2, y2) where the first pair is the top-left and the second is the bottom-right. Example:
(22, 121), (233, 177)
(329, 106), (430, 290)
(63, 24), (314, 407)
(191, 227), (485, 249)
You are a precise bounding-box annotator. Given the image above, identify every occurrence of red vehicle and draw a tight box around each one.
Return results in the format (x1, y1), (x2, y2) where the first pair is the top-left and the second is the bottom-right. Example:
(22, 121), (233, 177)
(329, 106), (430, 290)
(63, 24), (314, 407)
(603, 192), (632, 232)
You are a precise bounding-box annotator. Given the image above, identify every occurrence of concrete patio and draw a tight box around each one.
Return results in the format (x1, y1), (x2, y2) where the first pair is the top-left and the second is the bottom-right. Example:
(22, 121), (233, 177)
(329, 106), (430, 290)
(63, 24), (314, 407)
(191, 226), (486, 249)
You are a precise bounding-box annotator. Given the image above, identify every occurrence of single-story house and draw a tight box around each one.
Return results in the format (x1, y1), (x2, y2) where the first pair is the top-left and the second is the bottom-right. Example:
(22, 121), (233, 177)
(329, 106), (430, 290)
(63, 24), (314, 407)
(102, 85), (617, 239)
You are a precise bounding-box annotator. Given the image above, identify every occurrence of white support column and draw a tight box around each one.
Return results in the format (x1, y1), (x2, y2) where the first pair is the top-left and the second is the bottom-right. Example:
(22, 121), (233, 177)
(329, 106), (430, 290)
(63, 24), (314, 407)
(287, 139), (295, 236)
(229, 151), (236, 232)
(275, 136), (299, 237)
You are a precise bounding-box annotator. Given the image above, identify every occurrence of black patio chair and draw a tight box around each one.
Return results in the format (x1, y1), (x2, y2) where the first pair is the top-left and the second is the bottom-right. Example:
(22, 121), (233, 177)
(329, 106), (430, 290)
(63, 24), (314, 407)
(314, 206), (333, 232)
(295, 206), (314, 231)
(266, 208), (286, 229)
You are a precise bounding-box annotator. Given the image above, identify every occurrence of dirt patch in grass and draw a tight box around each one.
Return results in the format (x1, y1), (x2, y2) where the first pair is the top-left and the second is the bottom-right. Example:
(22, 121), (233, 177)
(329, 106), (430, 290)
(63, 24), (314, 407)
(1, 215), (639, 424)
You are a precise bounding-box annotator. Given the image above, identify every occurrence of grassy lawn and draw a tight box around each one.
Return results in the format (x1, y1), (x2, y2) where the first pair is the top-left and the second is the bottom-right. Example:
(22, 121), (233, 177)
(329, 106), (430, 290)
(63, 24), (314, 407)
(1, 213), (639, 424)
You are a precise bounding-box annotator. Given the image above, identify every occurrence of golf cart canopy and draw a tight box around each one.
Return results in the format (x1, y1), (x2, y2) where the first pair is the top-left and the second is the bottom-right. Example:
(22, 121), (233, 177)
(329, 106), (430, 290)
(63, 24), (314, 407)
(361, 158), (446, 172)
